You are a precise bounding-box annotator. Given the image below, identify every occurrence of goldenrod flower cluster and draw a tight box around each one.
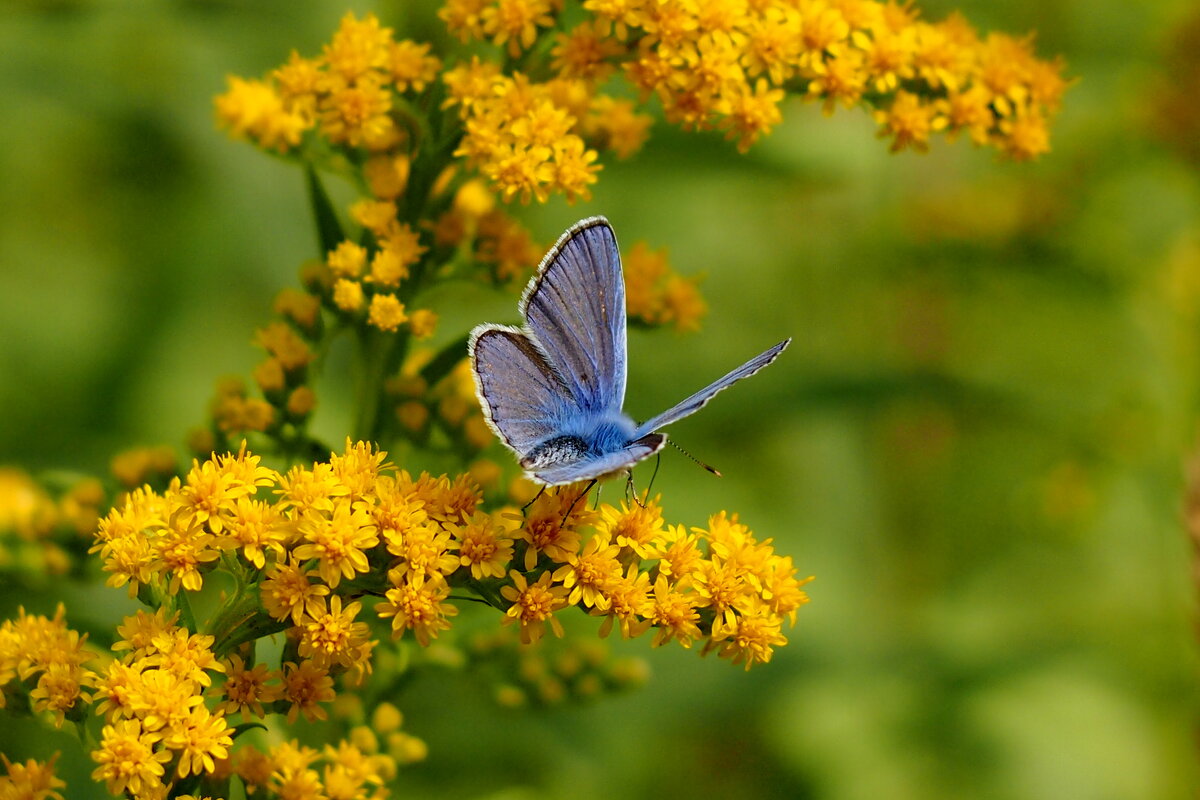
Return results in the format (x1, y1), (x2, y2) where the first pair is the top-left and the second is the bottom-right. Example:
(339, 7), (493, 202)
(0, 606), (92, 726)
(91, 441), (806, 675)
(217, 6), (1068, 213)
(0, 605), (408, 799)
(0, 468), (105, 575)
(0, 753), (66, 800)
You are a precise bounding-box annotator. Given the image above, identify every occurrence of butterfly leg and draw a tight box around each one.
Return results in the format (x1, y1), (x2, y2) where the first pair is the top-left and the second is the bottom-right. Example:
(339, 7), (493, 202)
(561, 479), (598, 524)
(625, 471), (648, 509)
(523, 485), (547, 513)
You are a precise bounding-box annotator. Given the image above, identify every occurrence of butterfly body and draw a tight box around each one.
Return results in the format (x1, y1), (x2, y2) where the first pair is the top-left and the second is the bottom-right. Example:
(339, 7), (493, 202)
(470, 217), (788, 486)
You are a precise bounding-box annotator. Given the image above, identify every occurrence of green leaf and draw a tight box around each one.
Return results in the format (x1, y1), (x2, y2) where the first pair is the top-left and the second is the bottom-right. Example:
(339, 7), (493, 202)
(231, 721), (268, 740)
(305, 164), (345, 256)
(419, 334), (471, 387)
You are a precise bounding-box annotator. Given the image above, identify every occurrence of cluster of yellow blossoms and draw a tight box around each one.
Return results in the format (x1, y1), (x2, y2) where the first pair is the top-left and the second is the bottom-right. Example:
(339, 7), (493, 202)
(92, 441), (807, 671)
(217, 5), (1068, 212)
(0, 467), (105, 575)
(443, 0), (1067, 158)
(0, 607), (411, 799)
(0, 441), (805, 794)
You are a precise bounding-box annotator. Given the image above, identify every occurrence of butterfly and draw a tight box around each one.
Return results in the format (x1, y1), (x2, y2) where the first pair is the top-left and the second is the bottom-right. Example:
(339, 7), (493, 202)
(469, 216), (790, 486)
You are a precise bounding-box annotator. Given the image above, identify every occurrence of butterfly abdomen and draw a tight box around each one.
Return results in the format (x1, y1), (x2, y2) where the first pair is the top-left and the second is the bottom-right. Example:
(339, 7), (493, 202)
(520, 435), (591, 471)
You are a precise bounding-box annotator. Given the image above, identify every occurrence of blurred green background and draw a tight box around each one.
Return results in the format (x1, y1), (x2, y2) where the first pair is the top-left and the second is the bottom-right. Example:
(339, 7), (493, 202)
(3, 0), (1200, 797)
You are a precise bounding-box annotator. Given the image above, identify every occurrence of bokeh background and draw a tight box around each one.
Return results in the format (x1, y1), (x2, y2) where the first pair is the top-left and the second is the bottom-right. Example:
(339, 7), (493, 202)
(3, 0), (1200, 797)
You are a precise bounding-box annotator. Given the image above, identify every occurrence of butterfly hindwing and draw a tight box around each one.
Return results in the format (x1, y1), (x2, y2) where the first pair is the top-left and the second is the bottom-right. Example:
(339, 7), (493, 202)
(633, 338), (791, 439)
(468, 325), (576, 457)
(521, 217), (627, 415)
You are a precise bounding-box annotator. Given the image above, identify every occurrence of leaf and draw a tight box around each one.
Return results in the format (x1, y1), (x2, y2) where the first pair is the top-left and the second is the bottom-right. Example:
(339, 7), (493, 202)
(305, 164), (345, 256)
(231, 721), (268, 740)
(419, 334), (471, 387)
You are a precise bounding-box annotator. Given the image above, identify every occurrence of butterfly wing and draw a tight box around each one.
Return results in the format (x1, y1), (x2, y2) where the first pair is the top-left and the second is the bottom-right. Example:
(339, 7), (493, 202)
(520, 216), (627, 415)
(468, 325), (576, 458)
(529, 433), (667, 486)
(633, 338), (791, 439)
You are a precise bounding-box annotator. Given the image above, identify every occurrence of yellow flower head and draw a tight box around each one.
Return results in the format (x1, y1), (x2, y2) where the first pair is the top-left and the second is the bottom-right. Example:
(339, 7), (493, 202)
(500, 570), (569, 644)
(368, 294), (408, 332)
(375, 571), (459, 646)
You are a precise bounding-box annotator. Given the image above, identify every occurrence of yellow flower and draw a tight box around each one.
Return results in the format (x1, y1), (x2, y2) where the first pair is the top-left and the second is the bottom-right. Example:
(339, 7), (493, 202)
(451, 511), (515, 579)
(551, 20), (625, 82)
(255, 321), (315, 371)
(650, 524), (705, 584)
(648, 575), (702, 647)
(91, 720), (171, 798)
(408, 308), (439, 339)
(145, 628), (224, 689)
(327, 240), (368, 278)
(512, 490), (586, 570)
(276, 462), (349, 516)
(481, 0), (557, 56)
(368, 293), (408, 332)
(388, 39), (442, 91)
(261, 557), (331, 624)
(333, 278), (365, 312)
(385, 521), (459, 580)
(375, 571), (459, 646)
(323, 12), (393, 82)
(294, 500), (380, 588)
(500, 570), (569, 644)
(91, 660), (146, 721)
(214, 76), (308, 152)
(153, 509), (220, 594)
(691, 556), (755, 636)
(112, 608), (180, 658)
(217, 496), (291, 568)
(440, 0), (491, 43)
(999, 110), (1051, 161)
(29, 664), (82, 727)
(372, 224), (426, 285)
(595, 564), (653, 639)
(0, 754), (66, 800)
(350, 199), (398, 237)
(364, 153), (411, 199)
(215, 654), (279, 721)
(552, 533), (622, 610)
(874, 89), (947, 153)
(712, 606), (787, 669)
(273, 50), (322, 113)
(944, 84), (994, 145)
(298, 595), (374, 671)
(330, 438), (390, 500)
(549, 138), (601, 203)
(287, 386), (317, 418)
(721, 77), (785, 152)
(598, 494), (665, 558)
(164, 705), (232, 778)
(320, 73), (395, 147)
(252, 356), (286, 393)
(281, 660), (336, 723)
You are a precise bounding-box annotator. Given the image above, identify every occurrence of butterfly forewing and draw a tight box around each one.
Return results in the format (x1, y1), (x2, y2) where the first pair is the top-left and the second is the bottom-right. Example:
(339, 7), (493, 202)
(469, 327), (576, 456)
(521, 217), (628, 415)
(633, 338), (791, 439)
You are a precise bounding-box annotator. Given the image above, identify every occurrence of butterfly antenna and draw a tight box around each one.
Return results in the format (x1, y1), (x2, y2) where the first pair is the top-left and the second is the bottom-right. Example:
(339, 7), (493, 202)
(670, 440), (722, 477)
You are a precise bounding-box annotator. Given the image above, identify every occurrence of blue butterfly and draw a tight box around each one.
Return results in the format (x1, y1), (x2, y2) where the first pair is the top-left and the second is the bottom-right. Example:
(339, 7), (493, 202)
(469, 216), (790, 486)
